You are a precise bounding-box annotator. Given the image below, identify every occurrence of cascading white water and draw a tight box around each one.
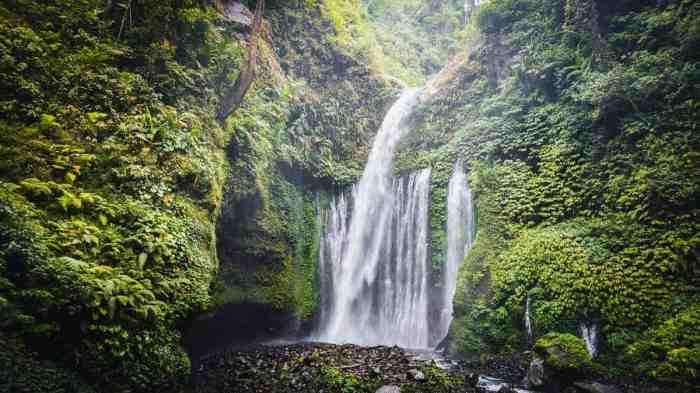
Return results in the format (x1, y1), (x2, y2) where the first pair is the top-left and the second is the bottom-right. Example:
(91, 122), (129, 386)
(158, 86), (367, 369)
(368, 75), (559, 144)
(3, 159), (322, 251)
(315, 89), (434, 348)
(580, 322), (599, 358)
(436, 160), (476, 343)
(525, 295), (533, 347)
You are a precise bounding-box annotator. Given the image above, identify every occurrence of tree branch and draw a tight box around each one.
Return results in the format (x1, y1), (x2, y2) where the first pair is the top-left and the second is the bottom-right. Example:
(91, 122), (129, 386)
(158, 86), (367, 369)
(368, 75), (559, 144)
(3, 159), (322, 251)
(217, 0), (265, 124)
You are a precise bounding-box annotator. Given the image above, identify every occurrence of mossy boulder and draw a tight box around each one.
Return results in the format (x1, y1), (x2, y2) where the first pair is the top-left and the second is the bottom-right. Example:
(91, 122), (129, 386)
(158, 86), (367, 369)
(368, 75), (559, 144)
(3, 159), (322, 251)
(535, 332), (592, 371)
(527, 333), (592, 389)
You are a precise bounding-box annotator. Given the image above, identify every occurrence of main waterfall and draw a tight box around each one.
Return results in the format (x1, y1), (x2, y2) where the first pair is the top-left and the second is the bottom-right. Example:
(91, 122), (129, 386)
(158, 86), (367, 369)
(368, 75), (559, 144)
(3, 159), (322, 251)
(314, 89), (433, 348)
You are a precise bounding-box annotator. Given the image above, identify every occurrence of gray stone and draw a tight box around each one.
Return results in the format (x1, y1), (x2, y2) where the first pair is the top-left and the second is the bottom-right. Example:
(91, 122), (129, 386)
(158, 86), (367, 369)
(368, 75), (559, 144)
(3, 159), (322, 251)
(407, 368), (425, 382)
(219, 1), (253, 26)
(524, 357), (545, 387)
(376, 386), (401, 393)
(573, 382), (623, 393)
(466, 372), (479, 387)
(497, 385), (517, 393)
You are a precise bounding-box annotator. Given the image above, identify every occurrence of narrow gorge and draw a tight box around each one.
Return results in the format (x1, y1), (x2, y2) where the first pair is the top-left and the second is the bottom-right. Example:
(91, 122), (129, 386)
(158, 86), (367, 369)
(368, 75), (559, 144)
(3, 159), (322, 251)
(1, 0), (698, 393)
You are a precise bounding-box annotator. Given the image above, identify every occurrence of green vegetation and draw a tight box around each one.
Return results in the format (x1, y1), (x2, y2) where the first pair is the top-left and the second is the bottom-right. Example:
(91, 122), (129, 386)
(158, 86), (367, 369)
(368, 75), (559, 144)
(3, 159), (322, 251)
(317, 366), (381, 393)
(364, 0), (468, 84)
(534, 332), (593, 372)
(1, 0), (698, 390)
(0, 0), (397, 391)
(0, 0), (234, 389)
(394, 0), (700, 387)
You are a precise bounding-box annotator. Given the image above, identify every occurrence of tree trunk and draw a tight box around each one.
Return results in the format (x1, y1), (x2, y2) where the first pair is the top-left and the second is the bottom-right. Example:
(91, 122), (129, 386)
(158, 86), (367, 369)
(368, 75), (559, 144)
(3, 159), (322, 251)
(217, 0), (265, 123)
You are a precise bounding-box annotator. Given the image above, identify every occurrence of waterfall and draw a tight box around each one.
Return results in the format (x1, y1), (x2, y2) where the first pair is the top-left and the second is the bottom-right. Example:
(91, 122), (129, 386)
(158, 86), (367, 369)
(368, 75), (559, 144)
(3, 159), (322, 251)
(525, 295), (533, 348)
(315, 89), (434, 348)
(580, 322), (599, 358)
(436, 160), (476, 343)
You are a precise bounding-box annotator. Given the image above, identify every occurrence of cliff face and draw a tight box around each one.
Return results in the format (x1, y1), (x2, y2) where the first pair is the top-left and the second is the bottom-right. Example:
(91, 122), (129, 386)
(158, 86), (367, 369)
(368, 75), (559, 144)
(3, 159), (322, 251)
(0, 1), (398, 391)
(211, 1), (402, 332)
(1, 0), (698, 391)
(397, 0), (700, 387)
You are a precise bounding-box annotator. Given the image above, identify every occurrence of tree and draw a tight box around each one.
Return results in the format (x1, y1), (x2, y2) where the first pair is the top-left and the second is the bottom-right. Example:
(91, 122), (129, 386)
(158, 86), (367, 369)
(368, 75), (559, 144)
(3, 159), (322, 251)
(217, 0), (265, 123)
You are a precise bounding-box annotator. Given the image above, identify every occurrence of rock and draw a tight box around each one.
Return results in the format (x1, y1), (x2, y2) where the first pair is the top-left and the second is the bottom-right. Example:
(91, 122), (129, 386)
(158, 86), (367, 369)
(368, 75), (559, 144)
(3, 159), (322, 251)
(573, 382), (623, 393)
(466, 372), (479, 388)
(407, 368), (425, 382)
(524, 356), (545, 388)
(219, 1), (252, 26)
(530, 332), (593, 389)
(376, 386), (401, 393)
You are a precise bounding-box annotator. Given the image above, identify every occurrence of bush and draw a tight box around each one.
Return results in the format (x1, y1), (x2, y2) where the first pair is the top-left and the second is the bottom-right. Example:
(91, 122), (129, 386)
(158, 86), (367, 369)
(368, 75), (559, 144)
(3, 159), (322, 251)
(627, 301), (700, 386)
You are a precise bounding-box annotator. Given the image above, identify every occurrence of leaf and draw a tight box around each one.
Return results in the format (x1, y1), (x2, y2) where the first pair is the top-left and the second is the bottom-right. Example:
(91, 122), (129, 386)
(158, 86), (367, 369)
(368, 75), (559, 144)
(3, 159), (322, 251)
(57, 193), (72, 211)
(138, 253), (148, 270)
(65, 172), (77, 184)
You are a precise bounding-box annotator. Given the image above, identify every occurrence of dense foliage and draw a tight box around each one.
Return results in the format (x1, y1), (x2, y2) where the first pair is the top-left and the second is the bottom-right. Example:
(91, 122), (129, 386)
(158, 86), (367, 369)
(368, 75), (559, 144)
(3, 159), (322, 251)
(0, 0), (238, 389)
(0, 0), (397, 391)
(393, 0), (700, 387)
(1, 0), (698, 390)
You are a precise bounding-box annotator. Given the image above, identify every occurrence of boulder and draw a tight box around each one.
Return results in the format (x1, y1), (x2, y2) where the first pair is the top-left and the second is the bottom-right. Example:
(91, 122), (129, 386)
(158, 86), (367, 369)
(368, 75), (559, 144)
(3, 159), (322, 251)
(528, 333), (593, 389)
(524, 356), (545, 388)
(573, 382), (622, 393)
(376, 386), (401, 393)
(407, 368), (426, 382)
(466, 372), (480, 388)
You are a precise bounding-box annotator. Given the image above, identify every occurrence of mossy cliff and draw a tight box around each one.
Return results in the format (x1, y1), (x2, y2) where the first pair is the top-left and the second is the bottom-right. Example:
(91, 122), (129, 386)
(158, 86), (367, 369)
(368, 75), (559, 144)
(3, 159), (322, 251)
(0, 0), (399, 391)
(395, 0), (699, 388)
(0, 0), (698, 391)
(212, 1), (402, 323)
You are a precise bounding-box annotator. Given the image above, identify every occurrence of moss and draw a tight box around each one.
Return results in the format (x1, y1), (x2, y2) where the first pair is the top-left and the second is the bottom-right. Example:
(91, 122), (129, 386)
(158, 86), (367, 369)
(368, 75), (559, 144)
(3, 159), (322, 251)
(534, 332), (592, 372)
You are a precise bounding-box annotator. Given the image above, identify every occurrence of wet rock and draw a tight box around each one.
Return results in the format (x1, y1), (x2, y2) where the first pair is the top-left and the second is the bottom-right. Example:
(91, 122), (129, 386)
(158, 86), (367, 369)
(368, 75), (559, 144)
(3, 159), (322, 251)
(477, 375), (511, 392)
(466, 372), (479, 387)
(408, 368), (425, 381)
(524, 357), (545, 388)
(573, 382), (623, 393)
(376, 386), (401, 393)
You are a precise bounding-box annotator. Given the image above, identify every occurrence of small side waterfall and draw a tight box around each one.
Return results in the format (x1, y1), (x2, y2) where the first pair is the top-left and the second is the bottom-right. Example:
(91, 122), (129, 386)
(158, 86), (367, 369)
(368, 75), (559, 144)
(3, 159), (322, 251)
(315, 89), (434, 348)
(436, 160), (476, 343)
(525, 295), (533, 348)
(580, 322), (599, 358)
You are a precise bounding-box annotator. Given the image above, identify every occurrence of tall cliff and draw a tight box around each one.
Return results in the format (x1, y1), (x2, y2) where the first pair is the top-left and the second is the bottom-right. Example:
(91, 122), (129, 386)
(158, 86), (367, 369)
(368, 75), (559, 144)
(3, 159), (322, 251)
(396, 0), (699, 387)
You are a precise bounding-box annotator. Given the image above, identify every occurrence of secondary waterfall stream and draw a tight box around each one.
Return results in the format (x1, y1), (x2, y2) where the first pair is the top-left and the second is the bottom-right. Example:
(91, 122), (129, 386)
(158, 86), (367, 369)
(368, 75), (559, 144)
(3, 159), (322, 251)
(437, 161), (476, 343)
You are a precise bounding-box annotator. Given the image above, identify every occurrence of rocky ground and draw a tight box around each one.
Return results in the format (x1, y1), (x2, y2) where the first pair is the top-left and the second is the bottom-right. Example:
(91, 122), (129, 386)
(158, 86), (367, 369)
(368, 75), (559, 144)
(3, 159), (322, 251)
(188, 342), (669, 393)
(190, 341), (531, 393)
